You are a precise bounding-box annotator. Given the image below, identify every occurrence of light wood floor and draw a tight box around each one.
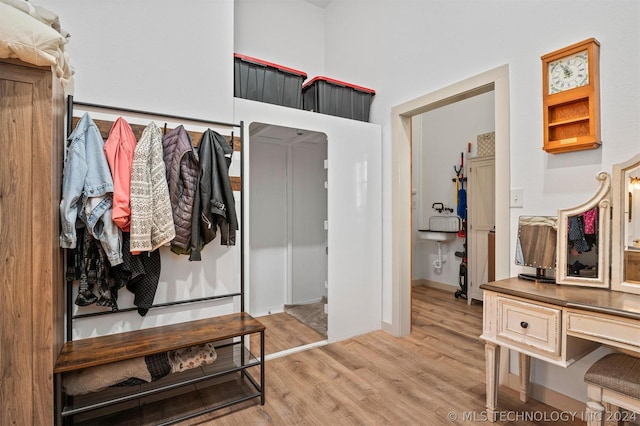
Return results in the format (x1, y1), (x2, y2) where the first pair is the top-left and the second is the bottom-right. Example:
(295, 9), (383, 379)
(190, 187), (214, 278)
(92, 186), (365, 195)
(250, 312), (327, 356)
(78, 286), (586, 425)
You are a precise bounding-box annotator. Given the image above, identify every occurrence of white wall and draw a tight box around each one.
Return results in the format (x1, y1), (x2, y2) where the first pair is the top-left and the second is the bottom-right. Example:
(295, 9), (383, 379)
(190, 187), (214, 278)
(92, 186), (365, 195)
(35, 0), (239, 338)
(234, 0), (326, 81)
(412, 91), (495, 287)
(41, 0), (235, 121)
(249, 141), (288, 315)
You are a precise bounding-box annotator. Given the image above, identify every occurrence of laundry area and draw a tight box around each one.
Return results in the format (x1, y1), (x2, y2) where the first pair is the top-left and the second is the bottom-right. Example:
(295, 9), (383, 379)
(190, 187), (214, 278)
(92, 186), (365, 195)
(411, 89), (496, 302)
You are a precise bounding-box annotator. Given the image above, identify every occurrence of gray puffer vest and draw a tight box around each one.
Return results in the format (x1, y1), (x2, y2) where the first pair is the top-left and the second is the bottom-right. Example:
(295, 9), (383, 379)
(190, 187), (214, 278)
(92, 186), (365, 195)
(162, 125), (200, 251)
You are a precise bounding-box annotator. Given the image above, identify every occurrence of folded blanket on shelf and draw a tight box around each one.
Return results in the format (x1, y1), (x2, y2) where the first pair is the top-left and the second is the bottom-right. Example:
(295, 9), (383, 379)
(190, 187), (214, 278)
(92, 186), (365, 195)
(63, 342), (218, 396)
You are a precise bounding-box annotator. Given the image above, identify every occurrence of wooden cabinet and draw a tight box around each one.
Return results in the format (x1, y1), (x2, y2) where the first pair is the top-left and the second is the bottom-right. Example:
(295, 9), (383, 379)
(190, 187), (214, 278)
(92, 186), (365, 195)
(543, 96), (600, 154)
(541, 38), (601, 154)
(0, 59), (65, 425)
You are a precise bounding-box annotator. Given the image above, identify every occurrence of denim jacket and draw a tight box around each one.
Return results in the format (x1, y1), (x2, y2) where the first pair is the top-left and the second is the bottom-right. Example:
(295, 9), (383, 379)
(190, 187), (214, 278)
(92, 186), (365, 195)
(59, 113), (123, 266)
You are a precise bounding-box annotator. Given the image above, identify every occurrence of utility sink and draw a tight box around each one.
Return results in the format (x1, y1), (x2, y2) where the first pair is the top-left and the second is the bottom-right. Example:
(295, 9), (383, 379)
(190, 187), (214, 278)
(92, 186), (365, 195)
(418, 216), (461, 242)
(418, 230), (458, 242)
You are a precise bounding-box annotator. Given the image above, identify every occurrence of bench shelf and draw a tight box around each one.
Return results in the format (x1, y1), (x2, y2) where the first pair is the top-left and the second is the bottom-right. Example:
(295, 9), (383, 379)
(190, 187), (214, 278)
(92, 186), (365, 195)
(54, 313), (265, 424)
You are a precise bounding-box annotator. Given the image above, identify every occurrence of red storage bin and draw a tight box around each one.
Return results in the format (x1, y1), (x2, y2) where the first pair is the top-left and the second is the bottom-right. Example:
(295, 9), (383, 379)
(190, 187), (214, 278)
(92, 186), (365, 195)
(234, 53), (307, 109)
(302, 76), (375, 121)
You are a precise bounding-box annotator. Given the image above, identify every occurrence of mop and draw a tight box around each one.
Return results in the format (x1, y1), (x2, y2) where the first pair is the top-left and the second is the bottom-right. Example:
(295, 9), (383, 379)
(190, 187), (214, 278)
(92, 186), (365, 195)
(456, 152), (467, 225)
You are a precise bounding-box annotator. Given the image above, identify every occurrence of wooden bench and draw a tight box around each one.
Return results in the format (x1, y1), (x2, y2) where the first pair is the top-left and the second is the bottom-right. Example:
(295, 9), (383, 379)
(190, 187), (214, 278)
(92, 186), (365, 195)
(54, 312), (265, 425)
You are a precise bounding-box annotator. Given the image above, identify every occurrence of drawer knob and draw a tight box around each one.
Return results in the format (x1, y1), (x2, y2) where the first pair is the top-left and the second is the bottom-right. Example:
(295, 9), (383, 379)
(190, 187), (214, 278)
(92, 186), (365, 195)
(520, 321), (529, 329)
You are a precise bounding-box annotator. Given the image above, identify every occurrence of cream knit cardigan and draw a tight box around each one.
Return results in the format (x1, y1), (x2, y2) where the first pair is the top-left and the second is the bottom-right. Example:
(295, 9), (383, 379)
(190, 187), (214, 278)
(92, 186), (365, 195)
(130, 122), (175, 253)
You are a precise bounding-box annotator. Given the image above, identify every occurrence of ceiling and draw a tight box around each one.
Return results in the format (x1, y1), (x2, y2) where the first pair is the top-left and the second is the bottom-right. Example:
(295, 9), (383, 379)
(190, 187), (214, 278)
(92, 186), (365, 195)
(250, 122), (326, 146)
(303, 0), (333, 9)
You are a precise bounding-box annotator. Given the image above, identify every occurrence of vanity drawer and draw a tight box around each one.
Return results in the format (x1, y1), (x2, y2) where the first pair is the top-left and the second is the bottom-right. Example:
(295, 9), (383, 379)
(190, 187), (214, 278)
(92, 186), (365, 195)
(496, 297), (561, 356)
(567, 310), (640, 353)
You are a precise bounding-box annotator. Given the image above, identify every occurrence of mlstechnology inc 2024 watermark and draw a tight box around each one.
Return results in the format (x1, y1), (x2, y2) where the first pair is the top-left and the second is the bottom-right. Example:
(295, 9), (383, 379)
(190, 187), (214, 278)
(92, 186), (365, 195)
(447, 410), (637, 423)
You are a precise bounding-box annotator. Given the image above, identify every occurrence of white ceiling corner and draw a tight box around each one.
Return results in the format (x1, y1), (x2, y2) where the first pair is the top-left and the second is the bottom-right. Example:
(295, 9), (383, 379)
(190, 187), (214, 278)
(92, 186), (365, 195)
(303, 0), (333, 9)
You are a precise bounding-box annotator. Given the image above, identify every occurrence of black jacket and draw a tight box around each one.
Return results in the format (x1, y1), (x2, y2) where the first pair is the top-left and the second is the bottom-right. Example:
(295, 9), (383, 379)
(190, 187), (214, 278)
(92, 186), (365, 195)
(197, 129), (238, 248)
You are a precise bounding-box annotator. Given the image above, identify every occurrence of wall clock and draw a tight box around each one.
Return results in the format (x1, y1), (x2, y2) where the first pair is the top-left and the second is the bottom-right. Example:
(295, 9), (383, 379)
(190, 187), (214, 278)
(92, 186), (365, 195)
(541, 38), (600, 154)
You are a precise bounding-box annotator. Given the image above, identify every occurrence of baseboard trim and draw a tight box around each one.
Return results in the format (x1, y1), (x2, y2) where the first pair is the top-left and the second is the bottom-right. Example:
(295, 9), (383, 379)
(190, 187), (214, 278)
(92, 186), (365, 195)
(507, 373), (585, 413)
(265, 340), (329, 361)
(412, 279), (458, 292)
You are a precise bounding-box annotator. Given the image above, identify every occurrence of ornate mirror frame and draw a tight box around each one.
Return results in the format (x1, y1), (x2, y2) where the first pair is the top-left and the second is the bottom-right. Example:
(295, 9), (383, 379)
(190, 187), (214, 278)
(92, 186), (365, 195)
(611, 153), (640, 294)
(556, 172), (611, 287)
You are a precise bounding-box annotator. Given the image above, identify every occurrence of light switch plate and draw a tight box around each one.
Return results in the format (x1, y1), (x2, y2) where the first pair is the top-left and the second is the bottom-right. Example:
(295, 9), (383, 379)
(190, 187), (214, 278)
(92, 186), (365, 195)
(511, 188), (524, 208)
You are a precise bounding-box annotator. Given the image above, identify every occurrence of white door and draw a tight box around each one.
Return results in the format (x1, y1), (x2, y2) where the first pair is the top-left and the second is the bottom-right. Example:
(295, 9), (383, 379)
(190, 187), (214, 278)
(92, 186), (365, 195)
(467, 156), (495, 304)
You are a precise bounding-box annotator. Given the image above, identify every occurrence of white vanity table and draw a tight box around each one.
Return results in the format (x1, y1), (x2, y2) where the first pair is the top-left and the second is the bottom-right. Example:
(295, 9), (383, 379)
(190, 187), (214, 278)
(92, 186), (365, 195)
(480, 154), (640, 420)
(480, 278), (640, 420)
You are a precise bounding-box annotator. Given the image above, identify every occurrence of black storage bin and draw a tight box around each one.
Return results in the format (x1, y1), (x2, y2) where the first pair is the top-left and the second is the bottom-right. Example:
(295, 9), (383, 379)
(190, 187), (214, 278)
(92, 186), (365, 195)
(234, 53), (307, 109)
(302, 76), (375, 121)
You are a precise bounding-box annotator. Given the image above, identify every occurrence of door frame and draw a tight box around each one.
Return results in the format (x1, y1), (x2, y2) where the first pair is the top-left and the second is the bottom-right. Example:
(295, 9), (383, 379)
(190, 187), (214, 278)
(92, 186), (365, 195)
(385, 64), (511, 337)
(248, 123), (328, 315)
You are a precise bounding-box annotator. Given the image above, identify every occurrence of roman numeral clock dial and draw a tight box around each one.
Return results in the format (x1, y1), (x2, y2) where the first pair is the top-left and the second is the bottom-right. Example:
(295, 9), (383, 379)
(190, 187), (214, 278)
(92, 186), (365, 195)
(548, 50), (588, 94)
(541, 38), (601, 153)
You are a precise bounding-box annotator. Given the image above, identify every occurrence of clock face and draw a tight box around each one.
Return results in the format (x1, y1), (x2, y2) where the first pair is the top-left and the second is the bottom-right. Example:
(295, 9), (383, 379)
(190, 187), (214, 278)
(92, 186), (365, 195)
(548, 49), (589, 94)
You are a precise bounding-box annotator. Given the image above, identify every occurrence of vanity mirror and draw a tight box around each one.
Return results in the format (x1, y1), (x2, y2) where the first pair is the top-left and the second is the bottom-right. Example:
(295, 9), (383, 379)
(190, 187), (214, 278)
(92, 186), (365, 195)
(516, 216), (557, 283)
(612, 153), (640, 294)
(556, 172), (610, 287)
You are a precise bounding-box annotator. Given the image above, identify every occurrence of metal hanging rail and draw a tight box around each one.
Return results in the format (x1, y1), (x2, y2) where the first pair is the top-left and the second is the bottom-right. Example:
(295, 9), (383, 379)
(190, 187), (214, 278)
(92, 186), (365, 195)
(69, 96), (242, 129)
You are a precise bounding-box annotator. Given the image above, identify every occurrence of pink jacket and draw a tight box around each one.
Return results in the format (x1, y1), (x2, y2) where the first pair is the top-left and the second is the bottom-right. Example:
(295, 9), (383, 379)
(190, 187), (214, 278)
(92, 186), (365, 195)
(104, 117), (137, 232)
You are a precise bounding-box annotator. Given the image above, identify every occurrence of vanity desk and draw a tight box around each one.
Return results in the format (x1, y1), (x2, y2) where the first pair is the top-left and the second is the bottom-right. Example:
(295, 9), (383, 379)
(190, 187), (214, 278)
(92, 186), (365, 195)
(479, 154), (640, 420)
(480, 277), (640, 420)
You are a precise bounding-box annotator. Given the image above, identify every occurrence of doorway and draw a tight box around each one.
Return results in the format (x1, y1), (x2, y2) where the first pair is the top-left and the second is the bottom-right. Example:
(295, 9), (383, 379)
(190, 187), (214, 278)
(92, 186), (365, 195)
(248, 122), (328, 355)
(411, 89), (495, 298)
(387, 64), (511, 337)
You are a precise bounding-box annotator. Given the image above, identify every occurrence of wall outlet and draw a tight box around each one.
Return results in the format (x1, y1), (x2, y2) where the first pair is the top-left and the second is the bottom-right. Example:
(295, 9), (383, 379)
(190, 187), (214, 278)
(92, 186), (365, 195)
(510, 188), (524, 208)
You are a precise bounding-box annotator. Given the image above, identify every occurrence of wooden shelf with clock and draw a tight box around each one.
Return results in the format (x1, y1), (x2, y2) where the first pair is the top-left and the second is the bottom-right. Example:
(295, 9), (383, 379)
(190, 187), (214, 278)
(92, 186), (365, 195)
(542, 38), (600, 154)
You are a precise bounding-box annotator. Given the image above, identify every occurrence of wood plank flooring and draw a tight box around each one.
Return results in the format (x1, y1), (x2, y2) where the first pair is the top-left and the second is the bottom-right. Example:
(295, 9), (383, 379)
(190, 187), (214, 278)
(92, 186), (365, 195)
(250, 312), (327, 356)
(75, 285), (587, 425)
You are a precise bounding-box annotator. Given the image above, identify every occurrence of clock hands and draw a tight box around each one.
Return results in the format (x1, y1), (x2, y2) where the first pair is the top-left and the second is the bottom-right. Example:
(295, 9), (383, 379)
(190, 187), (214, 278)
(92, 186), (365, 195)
(560, 64), (573, 79)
